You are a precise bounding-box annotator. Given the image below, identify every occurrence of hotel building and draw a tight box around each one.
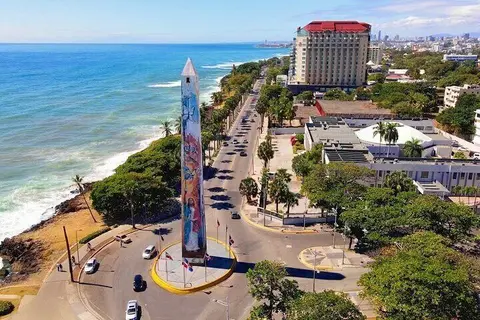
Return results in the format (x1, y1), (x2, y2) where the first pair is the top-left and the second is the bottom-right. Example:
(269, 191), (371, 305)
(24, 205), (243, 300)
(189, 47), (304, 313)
(288, 21), (371, 94)
(443, 84), (480, 109)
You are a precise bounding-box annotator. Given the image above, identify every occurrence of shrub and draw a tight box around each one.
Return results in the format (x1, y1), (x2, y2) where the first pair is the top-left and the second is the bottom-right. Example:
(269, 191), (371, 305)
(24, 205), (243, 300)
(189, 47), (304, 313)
(295, 133), (304, 144)
(79, 227), (110, 244)
(0, 301), (14, 316)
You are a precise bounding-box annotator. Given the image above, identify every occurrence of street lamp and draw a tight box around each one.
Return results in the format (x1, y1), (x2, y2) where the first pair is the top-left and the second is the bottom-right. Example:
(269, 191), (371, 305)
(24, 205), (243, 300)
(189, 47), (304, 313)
(75, 229), (82, 266)
(212, 297), (229, 320)
(332, 208), (338, 248)
(309, 249), (320, 292)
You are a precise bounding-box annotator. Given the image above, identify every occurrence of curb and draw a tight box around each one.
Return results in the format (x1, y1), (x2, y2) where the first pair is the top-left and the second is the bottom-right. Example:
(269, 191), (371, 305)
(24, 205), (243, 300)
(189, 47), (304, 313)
(298, 248), (334, 271)
(150, 237), (237, 295)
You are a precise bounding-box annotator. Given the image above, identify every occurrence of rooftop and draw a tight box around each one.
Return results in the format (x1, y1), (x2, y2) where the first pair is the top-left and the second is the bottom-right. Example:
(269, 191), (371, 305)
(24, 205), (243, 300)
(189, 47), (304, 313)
(304, 21), (370, 33)
(306, 117), (364, 148)
(355, 122), (432, 145)
(316, 100), (393, 118)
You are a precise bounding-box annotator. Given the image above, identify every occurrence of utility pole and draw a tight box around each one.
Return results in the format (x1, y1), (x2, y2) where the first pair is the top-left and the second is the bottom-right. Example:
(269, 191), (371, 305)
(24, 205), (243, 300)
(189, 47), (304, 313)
(63, 226), (74, 283)
(310, 249), (319, 293)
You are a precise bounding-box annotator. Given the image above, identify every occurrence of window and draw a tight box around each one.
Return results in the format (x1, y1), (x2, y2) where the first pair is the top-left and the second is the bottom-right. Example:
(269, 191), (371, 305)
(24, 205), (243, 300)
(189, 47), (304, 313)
(453, 172), (458, 179)
(420, 171), (429, 179)
(461, 173), (466, 179)
(469, 173), (473, 180)
(378, 171), (383, 177)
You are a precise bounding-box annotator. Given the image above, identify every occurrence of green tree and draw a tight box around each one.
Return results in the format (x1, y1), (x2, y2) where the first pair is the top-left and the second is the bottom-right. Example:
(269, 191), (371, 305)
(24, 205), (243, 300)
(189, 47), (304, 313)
(384, 122), (399, 157)
(402, 138), (422, 157)
(211, 91), (223, 105)
(373, 122), (387, 155)
(436, 93), (480, 136)
(453, 151), (467, 159)
(392, 101), (422, 117)
(287, 291), (365, 320)
(72, 175), (97, 223)
(246, 260), (301, 319)
(160, 120), (172, 137)
(324, 88), (349, 100)
(296, 91), (314, 106)
(302, 163), (372, 215)
(360, 232), (480, 320)
(257, 140), (274, 168)
(384, 171), (416, 194)
(282, 191), (300, 217)
(239, 177), (259, 203)
(292, 153), (314, 178)
(367, 73), (385, 83)
(91, 172), (173, 224)
(269, 176), (289, 214)
(174, 115), (182, 134)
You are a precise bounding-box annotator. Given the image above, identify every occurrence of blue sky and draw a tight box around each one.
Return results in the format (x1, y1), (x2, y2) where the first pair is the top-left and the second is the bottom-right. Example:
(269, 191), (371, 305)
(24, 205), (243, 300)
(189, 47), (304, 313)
(1, 0), (479, 43)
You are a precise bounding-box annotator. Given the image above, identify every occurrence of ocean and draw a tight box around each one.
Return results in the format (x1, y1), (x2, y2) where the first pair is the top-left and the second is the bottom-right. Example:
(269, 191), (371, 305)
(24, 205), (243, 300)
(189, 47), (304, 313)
(0, 43), (289, 240)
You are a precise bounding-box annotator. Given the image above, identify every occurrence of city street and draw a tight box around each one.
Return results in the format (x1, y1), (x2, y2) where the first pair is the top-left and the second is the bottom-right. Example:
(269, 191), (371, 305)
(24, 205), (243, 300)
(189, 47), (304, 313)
(79, 79), (362, 320)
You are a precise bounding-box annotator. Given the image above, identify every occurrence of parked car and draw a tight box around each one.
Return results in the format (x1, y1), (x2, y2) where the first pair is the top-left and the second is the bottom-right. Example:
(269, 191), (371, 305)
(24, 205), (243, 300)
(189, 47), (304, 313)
(222, 141), (229, 147)
(142, 245), (157, 259)
(240, 151), (247, 157)
(84, 258), (98, 274)
(125, 300), (139, 320)
(231, 211), (241, 219)
(250, 119), (255, 123)
(133, 274), (146, 292)
(243, 139), (248, 144)
(115, 234), (132, 244)
(233, 139), (239, 144)
(451, 140), (459, 147)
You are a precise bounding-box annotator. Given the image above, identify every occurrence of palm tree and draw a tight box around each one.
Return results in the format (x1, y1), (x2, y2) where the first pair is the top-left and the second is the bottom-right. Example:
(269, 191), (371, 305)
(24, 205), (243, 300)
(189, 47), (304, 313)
(72, 175), (97, 223)
(282, 191), (300, 217)
(160, 120), (172, 137)
(384, 171), (416, 194)
(275, 168), (292, 184)
(211, 92), (223, 105)
(174, 116), (182, 134)
(403, 138), (423, 158)
(373, 122), (387, 157)
(384, 122), (399, 158)
(239, 177), (259, 204)
(269, 177), (289, 214)
(257, 141), (274, 168)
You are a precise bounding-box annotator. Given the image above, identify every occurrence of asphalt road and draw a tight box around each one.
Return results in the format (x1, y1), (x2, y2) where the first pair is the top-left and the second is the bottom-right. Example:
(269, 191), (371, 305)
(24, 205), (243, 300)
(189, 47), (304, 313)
(79, 79), (351, 320)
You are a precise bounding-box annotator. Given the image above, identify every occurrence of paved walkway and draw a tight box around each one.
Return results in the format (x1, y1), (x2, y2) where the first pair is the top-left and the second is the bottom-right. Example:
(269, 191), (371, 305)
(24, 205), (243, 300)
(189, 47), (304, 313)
(12, 224), (132, 320)
(298, 245), (374, 271)
(154, 239), (235, 292)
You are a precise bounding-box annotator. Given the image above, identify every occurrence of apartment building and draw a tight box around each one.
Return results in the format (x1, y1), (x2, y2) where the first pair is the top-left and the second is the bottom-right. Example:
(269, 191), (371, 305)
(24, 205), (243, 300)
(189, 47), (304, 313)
(442, 54), (478, 63)
(444, 84), (480, 109)
(368, 44), (383, 65)
(288, 21), (371, 94)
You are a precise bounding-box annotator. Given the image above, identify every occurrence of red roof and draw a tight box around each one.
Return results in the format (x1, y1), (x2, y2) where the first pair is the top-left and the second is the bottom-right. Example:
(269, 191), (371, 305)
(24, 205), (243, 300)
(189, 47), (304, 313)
(304, 21), (370, 33)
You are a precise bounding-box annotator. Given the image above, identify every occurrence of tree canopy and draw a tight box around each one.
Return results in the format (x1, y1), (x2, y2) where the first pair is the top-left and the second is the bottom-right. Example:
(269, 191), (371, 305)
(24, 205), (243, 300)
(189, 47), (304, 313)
(360, 232), (480, 320)
(436, 93), (480, 137)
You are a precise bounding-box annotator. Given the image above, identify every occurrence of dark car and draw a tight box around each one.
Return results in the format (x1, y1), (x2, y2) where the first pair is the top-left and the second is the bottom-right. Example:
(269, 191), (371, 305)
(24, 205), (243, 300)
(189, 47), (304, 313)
(231, 211), (241, 219)
(240, 151), (247, 157)
(222, 141), (229, 147)
(133, 274), (145, 291)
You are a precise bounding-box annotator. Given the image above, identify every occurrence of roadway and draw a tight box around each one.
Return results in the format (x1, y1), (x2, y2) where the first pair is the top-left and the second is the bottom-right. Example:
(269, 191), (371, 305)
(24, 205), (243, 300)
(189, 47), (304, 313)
(79, 79), (355, 320)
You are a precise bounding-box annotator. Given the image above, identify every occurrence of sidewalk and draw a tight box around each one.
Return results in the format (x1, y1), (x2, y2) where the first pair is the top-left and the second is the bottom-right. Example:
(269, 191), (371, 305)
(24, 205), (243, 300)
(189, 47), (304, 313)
(12, 224), (132, 320)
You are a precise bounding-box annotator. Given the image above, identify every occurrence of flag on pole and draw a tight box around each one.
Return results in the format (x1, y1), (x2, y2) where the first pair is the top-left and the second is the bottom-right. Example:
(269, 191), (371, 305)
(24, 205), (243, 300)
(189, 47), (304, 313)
(217, 219), (220, 227)
(205, 253), (212, 261)
(160, 235), (164, 241)
(229, 235), (234, 246)
(182, 258), (194, 272)
(165, 252), (173, 260)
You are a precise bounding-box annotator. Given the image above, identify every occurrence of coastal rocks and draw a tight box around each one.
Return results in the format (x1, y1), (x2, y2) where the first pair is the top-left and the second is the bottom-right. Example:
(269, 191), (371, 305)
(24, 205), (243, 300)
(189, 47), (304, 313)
(0, 237), (44, 283)
(55, 182), (94, 215)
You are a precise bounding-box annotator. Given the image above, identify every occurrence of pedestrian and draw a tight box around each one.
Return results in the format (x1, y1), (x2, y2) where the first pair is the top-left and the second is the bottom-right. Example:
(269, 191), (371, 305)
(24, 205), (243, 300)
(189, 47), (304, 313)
(57, 263), (61, 271)
(71, 255), (76, 265)
(58, 263), (63, 272)
(87, 242), (92, 251)
(120, 239), (123, 248)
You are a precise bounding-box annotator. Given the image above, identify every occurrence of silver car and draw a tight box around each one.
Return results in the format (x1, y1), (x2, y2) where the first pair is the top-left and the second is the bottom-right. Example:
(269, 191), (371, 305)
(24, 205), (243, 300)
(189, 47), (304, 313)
(125, 300), (138, 320)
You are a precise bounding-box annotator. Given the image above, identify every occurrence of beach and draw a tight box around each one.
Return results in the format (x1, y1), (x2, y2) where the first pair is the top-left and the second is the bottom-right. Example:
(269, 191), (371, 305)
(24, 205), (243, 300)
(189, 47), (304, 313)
(0, 43), (289, 241)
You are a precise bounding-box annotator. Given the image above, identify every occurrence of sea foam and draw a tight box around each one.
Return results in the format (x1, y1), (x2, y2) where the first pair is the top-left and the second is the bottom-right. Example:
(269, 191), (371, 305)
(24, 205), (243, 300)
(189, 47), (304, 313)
(148, 81), (181, 88)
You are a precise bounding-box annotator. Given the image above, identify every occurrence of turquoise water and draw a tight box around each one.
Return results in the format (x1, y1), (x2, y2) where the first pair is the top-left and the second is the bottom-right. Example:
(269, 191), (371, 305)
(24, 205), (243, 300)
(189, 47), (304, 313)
(0, 43), (289, 239)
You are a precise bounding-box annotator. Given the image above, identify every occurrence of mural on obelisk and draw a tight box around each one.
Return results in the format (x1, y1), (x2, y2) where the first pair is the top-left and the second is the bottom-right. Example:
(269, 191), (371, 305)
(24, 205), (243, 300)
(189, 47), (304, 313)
(180, 58), (207, 258)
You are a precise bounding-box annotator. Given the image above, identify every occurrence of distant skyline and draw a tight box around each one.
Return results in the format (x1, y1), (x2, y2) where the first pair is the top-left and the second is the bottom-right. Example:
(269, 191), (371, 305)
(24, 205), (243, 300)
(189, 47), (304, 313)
(1, 0), (480, 43)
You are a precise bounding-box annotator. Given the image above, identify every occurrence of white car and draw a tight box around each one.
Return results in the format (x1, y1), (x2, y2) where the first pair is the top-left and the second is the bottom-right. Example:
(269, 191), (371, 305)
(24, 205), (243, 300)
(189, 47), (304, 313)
(84, 258), (98, 274)
(125, 300), (139, 320)
(142, 245), (157, 259)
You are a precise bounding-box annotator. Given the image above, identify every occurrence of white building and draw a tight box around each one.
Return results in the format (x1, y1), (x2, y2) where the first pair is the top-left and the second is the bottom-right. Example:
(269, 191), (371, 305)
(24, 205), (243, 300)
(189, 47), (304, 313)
(442, 54), (478, 63)
(289, 21), (371, 88)
(304, 116), (480, 191)
(368, 44), (383, 65)
(473, 109), (480, 146)
(444, 84), (480, 109)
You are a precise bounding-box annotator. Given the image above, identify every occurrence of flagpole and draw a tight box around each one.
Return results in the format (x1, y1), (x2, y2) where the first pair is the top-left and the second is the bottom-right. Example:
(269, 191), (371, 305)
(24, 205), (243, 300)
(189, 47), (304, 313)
(216, 224), (219, 243)
(183, 259), (186, 288)
(225, 225), (228, 251)
(165, 252), (168, 281)
(204, 255), (207, 282)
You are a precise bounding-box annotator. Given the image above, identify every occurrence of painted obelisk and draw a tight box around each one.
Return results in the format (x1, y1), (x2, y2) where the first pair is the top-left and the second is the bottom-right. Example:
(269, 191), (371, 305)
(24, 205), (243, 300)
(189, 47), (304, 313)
(180, 58), (207, 259)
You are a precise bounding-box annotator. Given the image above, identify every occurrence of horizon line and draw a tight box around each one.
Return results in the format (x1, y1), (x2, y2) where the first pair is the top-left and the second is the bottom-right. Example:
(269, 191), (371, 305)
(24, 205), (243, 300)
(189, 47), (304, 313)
(0, 41), (293, 45)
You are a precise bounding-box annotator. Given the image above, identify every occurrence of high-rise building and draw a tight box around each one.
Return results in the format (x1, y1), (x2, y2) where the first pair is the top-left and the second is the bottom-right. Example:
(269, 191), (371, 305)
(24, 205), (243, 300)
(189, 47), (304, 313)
(378, 30), (382, 42)
(394, 34), (400, 41)
(288, 21), (371, 92)
(368, 44), (383, 65)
